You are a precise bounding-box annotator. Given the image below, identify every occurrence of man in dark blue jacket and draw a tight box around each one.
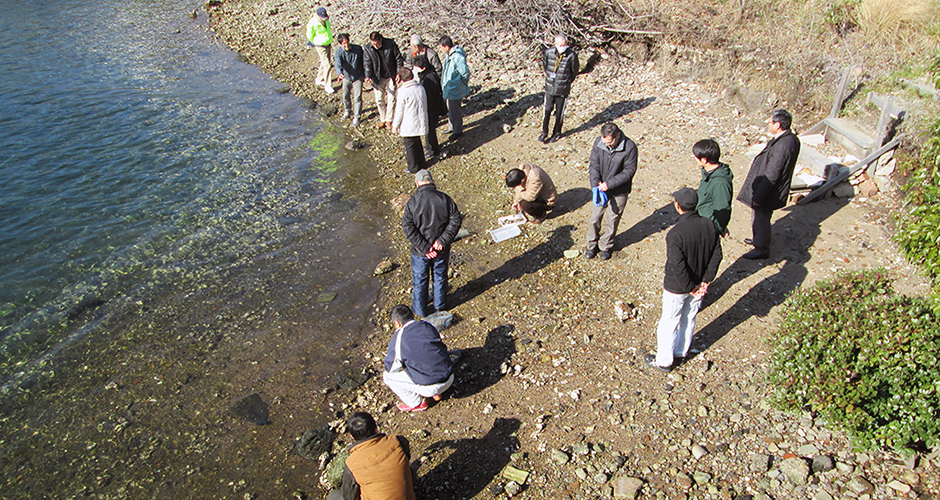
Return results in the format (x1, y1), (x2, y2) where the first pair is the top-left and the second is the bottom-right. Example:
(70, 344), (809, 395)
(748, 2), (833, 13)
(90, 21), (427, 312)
(540, 33), (578, 143)
(383, 305), (454, 412)
(645, 188), (722, 373)
(586, 122), (638, 260)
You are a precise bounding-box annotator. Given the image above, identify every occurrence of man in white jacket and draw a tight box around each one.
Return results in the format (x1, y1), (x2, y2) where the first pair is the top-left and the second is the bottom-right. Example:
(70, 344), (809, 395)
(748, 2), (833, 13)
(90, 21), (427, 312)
(392, 67), (429, 174)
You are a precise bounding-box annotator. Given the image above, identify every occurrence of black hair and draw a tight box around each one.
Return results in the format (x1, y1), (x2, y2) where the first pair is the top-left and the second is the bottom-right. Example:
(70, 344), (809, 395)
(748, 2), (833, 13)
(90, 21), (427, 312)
(692, 139), (721, 164)
(347, 412), (377, 441)
(336, 33), (350, 44)
(390, 304), (414, 325)
(505, 168), (525, 188)
(369, 31), (383, 42)
(413, 55), (432, 73)
(771, 109), (792, 130)
(438, 35), (454, 48)
(600, 122), (620, 140)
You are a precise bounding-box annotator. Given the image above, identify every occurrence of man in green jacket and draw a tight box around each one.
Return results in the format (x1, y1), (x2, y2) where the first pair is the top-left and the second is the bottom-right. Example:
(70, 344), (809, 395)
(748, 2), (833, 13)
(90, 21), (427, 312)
(692, 139), (733, 236)
(306, 7), (334, 94)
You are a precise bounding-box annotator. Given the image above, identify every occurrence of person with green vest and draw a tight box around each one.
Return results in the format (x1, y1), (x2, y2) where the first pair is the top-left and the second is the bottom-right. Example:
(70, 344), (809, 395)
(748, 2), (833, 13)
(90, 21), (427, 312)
(306, 7), (334, 94)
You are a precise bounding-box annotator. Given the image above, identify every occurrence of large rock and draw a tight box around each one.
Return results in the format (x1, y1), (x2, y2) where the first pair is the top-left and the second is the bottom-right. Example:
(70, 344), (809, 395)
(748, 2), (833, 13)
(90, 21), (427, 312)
(295, 426), (334, 461)
(335, 367), (370, 391)
(424, 311), (454, 331)
(319, 449), (350, 489)
(612, 475), (643, 499)
(811, 455), (835, 473)
(779, 457), (810, 485)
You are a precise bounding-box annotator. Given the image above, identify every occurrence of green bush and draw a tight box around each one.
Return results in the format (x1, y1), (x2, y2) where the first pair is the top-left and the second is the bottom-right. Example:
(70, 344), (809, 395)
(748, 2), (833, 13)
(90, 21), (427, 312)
(767, 270), (940, 452)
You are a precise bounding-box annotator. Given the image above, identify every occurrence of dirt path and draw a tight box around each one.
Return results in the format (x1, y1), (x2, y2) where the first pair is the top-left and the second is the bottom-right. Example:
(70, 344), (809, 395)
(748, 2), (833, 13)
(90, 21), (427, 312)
(208, 2), (939, 499)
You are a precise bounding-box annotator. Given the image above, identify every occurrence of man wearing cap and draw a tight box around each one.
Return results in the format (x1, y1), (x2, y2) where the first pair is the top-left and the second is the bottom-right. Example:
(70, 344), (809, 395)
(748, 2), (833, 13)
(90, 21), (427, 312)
(402, 170), (463, 318)
(736, 109), (800, 259)
(382, 304), (454, 412)
(334, 33), (365, 127)
(645, 188), (722, 373)
(392, 67), (429, 174)
(364, 31), (404, 129)
(306, 7), (335, 94)
(539, 33), (578, 144)
(404, 35), (442, 75)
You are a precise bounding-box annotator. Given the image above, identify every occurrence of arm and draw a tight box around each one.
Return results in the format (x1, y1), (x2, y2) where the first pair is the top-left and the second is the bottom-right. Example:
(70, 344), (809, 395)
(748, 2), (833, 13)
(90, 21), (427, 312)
(342, 465), (361, 500)
(334, 49), (344, 79)
(518, 166), (543, 203)
(588, 144), (601, 188)
(383, 332), (397, 372)
(392, 92), (404, 132)
(711, 177), (734, 233)
(362, 48), (375, 81)
(569, 51), (580, 78)
(436, 198), (463, 248)
(604, 140), (637, 192)
(703, 238), (723, 284)
(430, 50), (443, 75)
(751, 135), (796, 204)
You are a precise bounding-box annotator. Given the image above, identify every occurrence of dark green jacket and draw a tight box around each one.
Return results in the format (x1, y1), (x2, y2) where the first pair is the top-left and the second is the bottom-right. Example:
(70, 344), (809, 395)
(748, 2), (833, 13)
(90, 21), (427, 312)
(696, 162), (733, 234)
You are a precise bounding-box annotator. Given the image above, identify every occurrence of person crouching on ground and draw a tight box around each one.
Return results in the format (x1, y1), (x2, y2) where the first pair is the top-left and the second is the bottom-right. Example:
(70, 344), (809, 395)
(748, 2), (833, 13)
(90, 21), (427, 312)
(332, 411), (415, 500)
(383, 304), (454, 412)
(505, 163), (557, 224)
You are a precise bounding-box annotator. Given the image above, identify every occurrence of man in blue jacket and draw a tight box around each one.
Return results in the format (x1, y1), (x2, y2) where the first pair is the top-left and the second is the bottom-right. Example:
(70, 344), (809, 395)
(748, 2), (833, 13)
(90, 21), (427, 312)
(586, 122), (638, 260)
(383, 305), (454, 412)
(438, 35), (470, 141)
(334, 33), (364, 127)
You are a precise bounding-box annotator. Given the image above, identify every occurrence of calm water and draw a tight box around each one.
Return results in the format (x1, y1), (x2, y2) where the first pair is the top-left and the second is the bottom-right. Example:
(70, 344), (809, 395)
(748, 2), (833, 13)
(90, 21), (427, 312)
(0, 0), (379, 388)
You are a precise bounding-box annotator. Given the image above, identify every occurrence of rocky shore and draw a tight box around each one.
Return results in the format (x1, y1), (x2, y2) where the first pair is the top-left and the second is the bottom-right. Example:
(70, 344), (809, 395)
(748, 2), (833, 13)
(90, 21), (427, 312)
(208, 1), (939, 499)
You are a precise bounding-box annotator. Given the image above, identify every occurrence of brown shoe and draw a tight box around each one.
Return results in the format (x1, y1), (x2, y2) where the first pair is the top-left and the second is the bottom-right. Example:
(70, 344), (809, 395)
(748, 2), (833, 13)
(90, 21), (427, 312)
(375, 122), (386, 129)
(385, 122), (392, 130)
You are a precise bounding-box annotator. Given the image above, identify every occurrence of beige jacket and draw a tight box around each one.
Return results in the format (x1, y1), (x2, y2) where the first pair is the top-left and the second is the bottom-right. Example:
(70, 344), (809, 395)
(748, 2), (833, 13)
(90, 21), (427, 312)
(513, 163), (557, 206)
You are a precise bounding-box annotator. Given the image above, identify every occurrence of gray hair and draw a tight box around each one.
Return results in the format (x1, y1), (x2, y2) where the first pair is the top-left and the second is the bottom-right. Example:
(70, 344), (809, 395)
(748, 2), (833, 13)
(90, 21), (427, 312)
(554, 33), (568, 45)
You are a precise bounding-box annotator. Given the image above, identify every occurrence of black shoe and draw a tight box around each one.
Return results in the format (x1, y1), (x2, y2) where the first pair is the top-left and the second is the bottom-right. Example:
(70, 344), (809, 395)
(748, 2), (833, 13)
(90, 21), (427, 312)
(742, 249), (769, 259)
(599, 250), (612, 260)
(449, 133), (463, 141)
(744, 238), (754, 246)
(644, 354), (672, 373)
(585, 248), (598, 259)
(537, 132), (547, 143)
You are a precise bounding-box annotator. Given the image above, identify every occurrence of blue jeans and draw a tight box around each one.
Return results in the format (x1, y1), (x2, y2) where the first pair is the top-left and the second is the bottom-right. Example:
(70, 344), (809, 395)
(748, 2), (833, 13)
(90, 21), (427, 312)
(411, 247), (450, 317)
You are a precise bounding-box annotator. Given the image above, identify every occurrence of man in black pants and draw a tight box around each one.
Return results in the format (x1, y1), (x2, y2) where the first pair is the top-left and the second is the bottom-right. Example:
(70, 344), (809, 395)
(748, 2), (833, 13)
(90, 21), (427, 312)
(736, 109), (801, 259)
(539, 33), (578, 143)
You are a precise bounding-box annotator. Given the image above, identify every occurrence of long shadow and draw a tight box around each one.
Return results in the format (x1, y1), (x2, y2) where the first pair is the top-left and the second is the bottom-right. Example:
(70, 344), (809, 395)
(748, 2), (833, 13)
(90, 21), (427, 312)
(445, 91), (543, 156)
(547, 187), (591, 219)
(414, 417), (521, 500)
(565, 97), (656, 137)
(449, 324), (516, 399)
(690, 198), (849, 357)
(612, 202), (676, 251)
(449, 225), (574, 308)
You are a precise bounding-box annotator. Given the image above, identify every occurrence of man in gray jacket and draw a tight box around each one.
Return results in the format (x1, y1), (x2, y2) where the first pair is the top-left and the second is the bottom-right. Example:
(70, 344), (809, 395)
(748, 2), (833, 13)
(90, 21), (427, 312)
(540, 33), (578, 143)
(586, 122), (638, 260)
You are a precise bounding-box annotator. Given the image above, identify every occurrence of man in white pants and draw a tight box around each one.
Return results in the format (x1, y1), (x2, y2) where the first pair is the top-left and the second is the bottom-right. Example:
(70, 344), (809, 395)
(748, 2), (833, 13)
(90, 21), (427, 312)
(646, 188), (722, 373)
(383, 304), (454, 412)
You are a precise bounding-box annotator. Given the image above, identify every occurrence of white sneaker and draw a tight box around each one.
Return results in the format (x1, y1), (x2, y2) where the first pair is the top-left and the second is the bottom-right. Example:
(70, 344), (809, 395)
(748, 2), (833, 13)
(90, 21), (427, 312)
(314, 79), (325, 86)
(342, 112), (351, 120)
(351, 119), (360, 127)
(323, 84), (335, 94)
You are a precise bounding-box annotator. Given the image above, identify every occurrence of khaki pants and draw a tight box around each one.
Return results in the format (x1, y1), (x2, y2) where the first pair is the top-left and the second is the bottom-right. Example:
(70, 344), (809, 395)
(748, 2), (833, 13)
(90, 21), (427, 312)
(372, 77), (397, 123)
(586, 193), (628, 252)
(314, 45), (332, 84)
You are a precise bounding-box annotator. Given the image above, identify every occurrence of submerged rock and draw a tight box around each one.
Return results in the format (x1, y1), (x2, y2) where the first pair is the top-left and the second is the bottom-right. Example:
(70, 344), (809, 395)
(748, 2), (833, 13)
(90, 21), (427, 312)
(345, 139), (369, 151)
(373, 259), (395, 276)
(335, 367), (370, 390)
(230, 393), (269, 425)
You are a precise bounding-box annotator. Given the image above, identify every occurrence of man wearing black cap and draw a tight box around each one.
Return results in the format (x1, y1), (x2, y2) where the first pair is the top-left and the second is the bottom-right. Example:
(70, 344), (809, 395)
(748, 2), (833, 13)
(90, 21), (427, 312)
(402, 169), (463, 317)
(645, 188), (722, 373)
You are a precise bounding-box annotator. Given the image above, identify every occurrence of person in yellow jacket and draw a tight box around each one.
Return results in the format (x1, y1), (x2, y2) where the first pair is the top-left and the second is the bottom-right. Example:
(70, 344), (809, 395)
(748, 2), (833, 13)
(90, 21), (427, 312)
(336, 412), (415, 500)
(306, 7), (334, 94)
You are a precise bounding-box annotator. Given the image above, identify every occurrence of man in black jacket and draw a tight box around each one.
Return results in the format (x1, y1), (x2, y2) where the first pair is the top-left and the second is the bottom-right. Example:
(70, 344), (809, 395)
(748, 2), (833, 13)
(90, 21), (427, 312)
(540, 33), (578, 143)
(736, 109), (801, 259)
(363, 31), (404, 129)
(402, 169), (463, 317)
(645, 188), (722, 373)
(586, 122), (638, 260)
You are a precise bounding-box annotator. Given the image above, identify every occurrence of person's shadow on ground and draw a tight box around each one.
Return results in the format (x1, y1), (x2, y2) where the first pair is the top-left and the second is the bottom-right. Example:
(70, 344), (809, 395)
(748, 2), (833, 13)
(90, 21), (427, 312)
(449, 324), (516, 399)
(449, 224), (574, 308)
(612, 202), (676, 251)
(564, 97), (656, 138)
(414, 417), (521, 500)
(446, 92), (543, 155)
(690, 198), (849, 358)
(547, 187), (591, 220)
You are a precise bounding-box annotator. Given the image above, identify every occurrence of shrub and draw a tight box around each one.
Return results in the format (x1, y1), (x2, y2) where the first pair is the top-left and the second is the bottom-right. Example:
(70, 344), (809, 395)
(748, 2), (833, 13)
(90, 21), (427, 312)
(767, 269), (940, 453)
